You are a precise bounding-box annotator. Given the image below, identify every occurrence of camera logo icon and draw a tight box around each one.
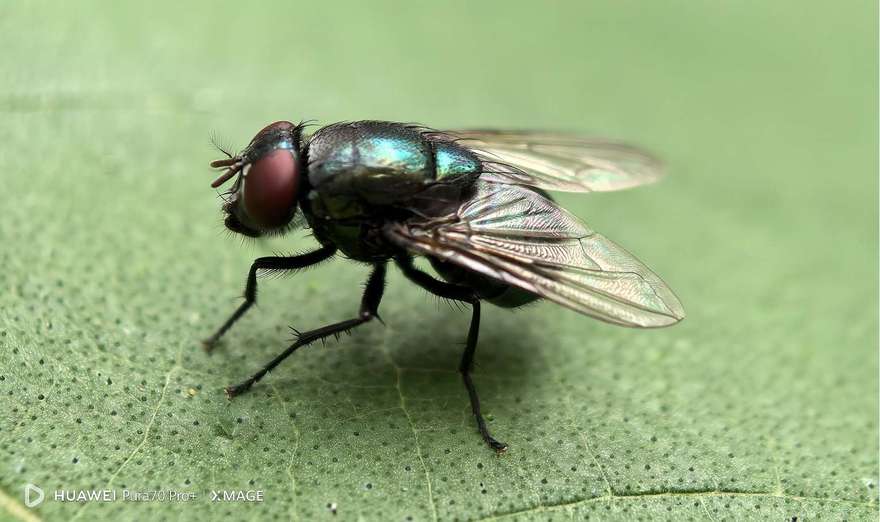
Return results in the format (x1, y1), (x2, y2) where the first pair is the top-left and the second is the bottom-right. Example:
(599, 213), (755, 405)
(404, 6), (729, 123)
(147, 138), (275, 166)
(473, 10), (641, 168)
(24, 484), (44, 508)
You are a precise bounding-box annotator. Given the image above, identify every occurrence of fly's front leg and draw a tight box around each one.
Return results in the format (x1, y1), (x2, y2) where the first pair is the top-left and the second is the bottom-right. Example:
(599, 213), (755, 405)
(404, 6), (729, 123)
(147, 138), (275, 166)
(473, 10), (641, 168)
(202, 245), (337, 351)
(225, 262), (387, 398)
(395, 256), (508, 453)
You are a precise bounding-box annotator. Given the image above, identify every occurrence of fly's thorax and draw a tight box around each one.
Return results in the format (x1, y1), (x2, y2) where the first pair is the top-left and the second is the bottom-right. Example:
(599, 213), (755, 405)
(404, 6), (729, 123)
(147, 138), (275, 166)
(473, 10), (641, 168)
(301, 194), (399, 262)
(299, 121), (486, 261)
(304, 188), (368, 222)
(306, 121), (433, 204)
(304, 121), (483, 211)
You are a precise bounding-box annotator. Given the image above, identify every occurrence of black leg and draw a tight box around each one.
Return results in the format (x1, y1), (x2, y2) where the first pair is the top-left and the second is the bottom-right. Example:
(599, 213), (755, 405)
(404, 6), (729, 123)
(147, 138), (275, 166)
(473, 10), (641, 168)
(459, 301), (507, 452)
(203, 245), (336, 351)
(395, 256), (508, 453)
(225, 262), (386, 398)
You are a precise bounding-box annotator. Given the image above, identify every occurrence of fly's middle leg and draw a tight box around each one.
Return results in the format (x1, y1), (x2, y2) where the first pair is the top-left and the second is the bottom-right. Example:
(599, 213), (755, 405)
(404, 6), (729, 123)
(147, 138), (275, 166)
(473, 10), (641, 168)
(225, 262), (386, 398)
(202, 245), (337, 351)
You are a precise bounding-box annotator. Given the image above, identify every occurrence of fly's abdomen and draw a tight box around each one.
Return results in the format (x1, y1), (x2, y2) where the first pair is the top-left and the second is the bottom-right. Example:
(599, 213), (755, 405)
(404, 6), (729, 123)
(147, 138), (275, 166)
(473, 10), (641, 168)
(429, 257), (540, 308)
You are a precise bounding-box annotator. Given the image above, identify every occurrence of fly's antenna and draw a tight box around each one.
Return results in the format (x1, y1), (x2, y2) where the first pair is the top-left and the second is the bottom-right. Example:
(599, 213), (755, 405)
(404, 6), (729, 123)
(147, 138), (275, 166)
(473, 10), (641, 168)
(209, 157), (244, 188)
(209, 132), (243, 188)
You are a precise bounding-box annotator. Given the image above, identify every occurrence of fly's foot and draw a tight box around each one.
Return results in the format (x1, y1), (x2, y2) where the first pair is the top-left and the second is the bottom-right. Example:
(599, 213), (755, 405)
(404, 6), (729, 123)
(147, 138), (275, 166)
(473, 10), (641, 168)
(485, 436), (508, 453)
(201, 337), (220, 353)
(225, 381), (254, 399)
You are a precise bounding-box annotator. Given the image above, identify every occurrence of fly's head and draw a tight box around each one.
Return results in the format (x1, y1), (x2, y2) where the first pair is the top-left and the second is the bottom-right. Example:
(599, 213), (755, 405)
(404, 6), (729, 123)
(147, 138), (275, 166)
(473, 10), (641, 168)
(210, 121), (305, 238)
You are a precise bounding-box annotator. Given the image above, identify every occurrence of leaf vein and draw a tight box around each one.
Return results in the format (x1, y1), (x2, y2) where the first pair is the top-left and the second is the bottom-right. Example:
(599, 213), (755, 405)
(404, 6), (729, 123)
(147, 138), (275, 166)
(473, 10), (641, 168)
(68, 364), (178, 522)
(476, 490), (879, 521)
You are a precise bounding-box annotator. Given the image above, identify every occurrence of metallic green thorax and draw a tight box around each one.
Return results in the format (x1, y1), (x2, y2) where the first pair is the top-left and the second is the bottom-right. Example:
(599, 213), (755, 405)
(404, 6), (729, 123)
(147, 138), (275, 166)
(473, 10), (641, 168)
(303, 121), (481, 260)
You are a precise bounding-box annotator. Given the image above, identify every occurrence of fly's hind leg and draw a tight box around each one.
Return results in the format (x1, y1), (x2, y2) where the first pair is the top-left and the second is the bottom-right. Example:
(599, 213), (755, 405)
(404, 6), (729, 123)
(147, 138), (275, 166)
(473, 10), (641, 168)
(395, 256), (508, 453)
(225, 262), (386, 398)
(460, 300), (507, 452)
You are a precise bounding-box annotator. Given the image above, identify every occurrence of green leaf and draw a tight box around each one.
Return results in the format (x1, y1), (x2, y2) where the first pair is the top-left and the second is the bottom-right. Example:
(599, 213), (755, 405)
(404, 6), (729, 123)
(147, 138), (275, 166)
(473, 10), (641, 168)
(0, 1), (876, 521)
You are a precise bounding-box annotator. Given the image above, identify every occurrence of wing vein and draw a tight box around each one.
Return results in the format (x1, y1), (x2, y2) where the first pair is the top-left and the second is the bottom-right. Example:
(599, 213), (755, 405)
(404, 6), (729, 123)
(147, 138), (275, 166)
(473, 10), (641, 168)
(387, 180), (684, 328)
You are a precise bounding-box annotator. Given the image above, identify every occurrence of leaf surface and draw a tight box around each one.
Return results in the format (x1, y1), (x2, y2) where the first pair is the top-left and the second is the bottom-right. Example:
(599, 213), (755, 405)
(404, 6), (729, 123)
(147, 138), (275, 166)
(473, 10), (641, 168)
(0, 1), (876, 521)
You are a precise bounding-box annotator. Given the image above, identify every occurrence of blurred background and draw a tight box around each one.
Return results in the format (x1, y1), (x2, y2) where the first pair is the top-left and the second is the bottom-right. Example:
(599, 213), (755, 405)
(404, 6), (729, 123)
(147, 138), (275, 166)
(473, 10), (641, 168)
(0, 1), (876, 521)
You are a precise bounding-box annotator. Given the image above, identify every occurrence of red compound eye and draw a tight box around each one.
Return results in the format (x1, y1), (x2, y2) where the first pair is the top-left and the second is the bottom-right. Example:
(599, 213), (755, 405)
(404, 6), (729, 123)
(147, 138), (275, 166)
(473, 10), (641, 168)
(241, 148), (300, 230)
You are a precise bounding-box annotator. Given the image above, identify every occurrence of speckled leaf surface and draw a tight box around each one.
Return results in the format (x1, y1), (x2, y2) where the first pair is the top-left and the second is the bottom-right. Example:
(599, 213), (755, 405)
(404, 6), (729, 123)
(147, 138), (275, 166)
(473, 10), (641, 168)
(0, 2), (877, 521)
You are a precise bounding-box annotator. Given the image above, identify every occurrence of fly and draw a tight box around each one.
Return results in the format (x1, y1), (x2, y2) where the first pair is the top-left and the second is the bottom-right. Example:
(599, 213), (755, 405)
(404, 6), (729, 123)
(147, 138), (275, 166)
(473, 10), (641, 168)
(202, 120), (685, 452)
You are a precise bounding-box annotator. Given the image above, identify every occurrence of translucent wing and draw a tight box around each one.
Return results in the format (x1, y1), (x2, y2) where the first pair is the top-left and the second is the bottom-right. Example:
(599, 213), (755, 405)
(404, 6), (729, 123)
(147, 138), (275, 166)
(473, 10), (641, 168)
(448, 129), (664, 192)
(386, 181), (684, 327)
